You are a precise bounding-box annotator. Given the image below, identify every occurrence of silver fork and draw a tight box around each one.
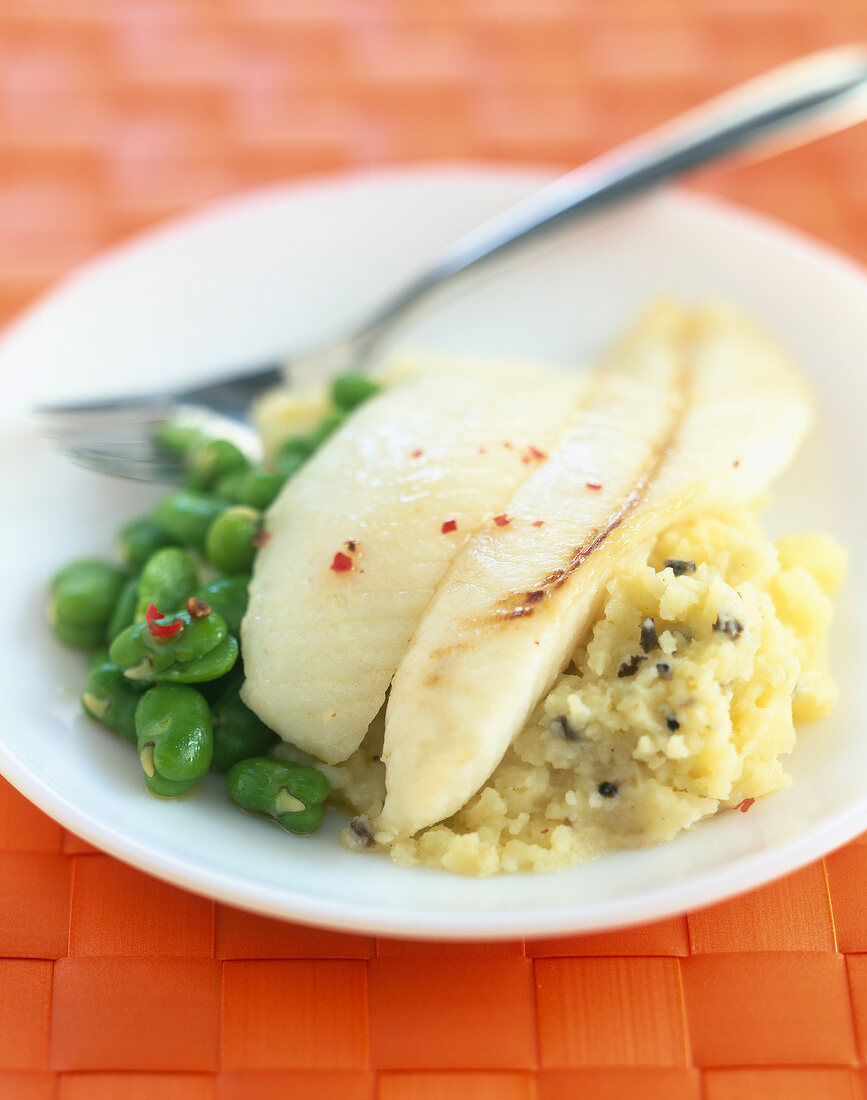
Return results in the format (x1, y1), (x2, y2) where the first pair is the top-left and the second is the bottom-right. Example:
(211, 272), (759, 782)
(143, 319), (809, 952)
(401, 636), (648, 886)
(40, 45), (867, 482)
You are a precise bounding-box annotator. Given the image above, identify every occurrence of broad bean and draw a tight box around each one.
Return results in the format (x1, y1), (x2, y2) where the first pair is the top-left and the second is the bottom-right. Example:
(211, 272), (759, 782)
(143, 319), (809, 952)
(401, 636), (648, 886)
(119, 518), (176, 569)
(226, 756), (329, 834)
(135, 682), (213, 797)
(50, 559), (127, 649)
(135, 547), (198, 620)
(205, 506), (262, 574)
(210, 680), (278, 772)
(82, 660), (144, 742)
(152, 491), (226, 550)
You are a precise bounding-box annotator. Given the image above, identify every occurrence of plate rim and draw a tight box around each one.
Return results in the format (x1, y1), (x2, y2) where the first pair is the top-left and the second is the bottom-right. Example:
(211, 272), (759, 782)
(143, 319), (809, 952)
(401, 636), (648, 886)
(2, 163), (866, 939)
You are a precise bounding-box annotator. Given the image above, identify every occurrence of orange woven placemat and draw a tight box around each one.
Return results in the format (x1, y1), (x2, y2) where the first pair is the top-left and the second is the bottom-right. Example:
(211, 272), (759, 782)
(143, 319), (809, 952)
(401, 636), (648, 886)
(2, 2), (867, 1098)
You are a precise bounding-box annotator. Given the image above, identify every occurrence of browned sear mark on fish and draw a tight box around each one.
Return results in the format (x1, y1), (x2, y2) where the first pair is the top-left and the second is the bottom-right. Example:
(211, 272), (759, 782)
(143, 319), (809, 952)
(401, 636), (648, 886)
(481, 356), (692, 625)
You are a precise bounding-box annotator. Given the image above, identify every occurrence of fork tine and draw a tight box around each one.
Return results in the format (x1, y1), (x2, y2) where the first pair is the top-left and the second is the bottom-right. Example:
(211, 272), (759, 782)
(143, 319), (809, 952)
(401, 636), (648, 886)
(36, 395), (172, 418)
(59, 445), (183, 483)
(43, 423), (166, 447)
(37, 361), (278, 481)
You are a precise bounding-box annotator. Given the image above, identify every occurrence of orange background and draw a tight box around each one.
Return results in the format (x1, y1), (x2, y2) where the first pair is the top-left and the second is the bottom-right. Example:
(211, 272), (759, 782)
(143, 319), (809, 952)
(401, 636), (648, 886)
(2, 1), (867, 1097)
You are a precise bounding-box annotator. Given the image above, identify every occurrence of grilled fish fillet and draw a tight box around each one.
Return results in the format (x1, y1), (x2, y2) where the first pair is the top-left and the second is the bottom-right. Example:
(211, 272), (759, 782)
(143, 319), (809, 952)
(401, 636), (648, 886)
(378, 302), (812, 837)
(241, 359), (584, 763)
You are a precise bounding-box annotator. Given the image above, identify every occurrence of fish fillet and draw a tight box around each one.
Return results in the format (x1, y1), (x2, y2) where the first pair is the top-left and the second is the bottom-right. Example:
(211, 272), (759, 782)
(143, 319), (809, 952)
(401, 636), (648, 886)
(241, 358), (584, 763)
(378, 302), (812, 837)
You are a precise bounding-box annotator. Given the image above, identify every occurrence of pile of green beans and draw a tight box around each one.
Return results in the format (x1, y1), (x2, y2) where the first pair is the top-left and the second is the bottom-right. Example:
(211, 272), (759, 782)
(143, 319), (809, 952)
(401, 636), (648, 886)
(49, 372), (381, 835)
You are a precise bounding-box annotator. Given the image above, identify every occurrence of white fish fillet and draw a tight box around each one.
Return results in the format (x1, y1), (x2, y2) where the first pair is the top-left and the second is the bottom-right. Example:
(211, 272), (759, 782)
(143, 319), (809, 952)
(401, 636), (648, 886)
(378, 303), (812, 837)
(241, 359), (584, 763)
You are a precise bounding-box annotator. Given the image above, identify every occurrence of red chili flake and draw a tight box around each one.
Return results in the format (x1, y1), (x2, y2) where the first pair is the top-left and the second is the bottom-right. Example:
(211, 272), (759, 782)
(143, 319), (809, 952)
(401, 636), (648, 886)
(585, 481), (603, 491)
(145, 602), (183, 639)
(736, 798), (755, 813)
(251, 530), (271, 549)
(330, 551), (353, 573)
(185, 597), (211, 619)
(441, 519), (458, 534)
(493, 514), (511, 527)
(411, 449), (424, 458)
(532, 520), (545, 528)
(528, 445), (547, 460)
(540, 828), (549, 834)
(478, 447), (487, 455)
(733, 458), (741, 468)
(502, 441), (513, 449)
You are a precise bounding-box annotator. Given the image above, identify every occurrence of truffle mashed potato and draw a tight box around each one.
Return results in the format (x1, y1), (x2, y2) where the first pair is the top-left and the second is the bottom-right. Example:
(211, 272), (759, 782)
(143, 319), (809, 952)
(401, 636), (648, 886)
(248, 302), (845, 876)
(321, 512), (843, 875)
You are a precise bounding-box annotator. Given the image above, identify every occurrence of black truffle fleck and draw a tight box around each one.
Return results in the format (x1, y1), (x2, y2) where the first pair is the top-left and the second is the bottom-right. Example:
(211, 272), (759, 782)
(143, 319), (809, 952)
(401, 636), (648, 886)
(713, 614), (744, 639)
(349, 817), (374, 847)
(664, 558), (696, 576)
(666, 715), (680, 731)
(639, 617), (659, 653)
(597, 781), (618, 798)
(550, 715), (582, 742)
(617, 654), (646, 678)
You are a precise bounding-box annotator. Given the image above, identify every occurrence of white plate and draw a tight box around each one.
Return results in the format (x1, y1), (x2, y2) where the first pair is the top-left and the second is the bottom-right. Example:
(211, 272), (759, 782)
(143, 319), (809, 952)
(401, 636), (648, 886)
(1, 166), (865, 940)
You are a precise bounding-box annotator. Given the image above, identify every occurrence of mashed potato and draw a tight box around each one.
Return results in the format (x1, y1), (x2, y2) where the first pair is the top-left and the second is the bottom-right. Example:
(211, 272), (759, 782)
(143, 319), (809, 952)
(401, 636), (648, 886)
(305, 508), (844, 875)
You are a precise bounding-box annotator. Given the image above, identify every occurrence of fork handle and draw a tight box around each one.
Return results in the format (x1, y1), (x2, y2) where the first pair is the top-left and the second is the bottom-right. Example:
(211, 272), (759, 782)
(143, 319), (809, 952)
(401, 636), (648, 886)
(347, 45), (867, 358)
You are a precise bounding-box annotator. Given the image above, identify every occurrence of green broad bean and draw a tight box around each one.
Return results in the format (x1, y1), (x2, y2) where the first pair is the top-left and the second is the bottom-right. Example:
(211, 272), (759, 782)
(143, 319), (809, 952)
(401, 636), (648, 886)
(185, 438), (248, 491)
(226, 756), (329, 834)
(214, 469), (248, 502)
(152, 491), (226, 550)
(53, 618), (106, 649)
(106, 573), (140, 642)
(82, 660), (144, 742)
(155, 422), (203, 455)
(210, 680), (278, 772)
(50, 559), (128, 641)
(119, 518), (176, 569)
(277, 436), (314, 479)
(277, 447), (307, 480)
(307, 409), (346, 450)
(159, 633), (238, 683)
(220, 467), (283, 510)
(135, 683), (213, 797)
(240, 468), (283, 510)
(280, 435), (315, 460)
(193, 576), (249, 634)
(205, 506), (262, 574)
(135, 546), (198, 620)
(110, 608), (229, 681)
(110, 620), (177, 678)
(331, 372), (380, 411)
(143, 772), (202, 798)
(192, 658), (243, 704)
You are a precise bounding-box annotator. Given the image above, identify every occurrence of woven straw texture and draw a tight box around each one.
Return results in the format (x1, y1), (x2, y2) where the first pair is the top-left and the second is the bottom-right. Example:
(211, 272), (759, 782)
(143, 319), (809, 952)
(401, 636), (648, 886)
(1, 1), (866, 1097)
